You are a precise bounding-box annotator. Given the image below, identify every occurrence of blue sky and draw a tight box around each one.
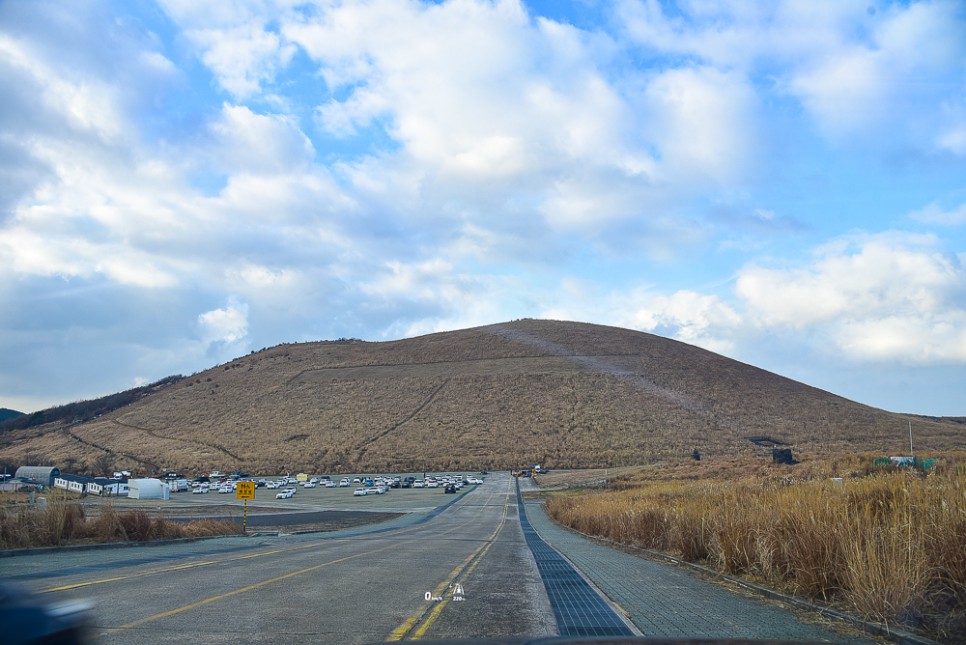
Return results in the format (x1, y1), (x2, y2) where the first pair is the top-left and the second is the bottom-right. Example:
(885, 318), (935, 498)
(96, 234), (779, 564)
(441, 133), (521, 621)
(1, 0), (965, 417)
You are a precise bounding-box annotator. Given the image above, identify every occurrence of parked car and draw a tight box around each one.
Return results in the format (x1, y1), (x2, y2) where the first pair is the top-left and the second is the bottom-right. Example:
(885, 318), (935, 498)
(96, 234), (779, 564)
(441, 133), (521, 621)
(276, 490), (293, 499)
(444, 483), (457, 494)
(353, 488), (367, 496)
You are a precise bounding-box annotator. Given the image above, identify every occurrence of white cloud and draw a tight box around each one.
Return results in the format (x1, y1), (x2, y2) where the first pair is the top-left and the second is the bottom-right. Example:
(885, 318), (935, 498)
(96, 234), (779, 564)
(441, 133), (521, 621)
(618, 289), (741, 355)
(284, 0), (665, 232)
(736, 232), (966, 362)
(198, 300), (249, 345)
(619, 0), (966, 150)
(197, 24), (295, 98)
(210, 103), (316, 174)
(910, 202), (966, 226)
(641, 66), (759, 186)
(787, 46), (886, 138)
(157, 0), (297, 99)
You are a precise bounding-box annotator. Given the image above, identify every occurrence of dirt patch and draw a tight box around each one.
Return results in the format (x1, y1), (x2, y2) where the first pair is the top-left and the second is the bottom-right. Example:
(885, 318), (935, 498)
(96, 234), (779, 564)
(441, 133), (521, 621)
(170, 509), (403, 533)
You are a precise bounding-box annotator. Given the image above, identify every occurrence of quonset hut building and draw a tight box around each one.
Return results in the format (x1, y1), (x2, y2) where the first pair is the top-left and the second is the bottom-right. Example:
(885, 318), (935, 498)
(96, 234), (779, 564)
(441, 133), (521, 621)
(15, 466), (61, 487)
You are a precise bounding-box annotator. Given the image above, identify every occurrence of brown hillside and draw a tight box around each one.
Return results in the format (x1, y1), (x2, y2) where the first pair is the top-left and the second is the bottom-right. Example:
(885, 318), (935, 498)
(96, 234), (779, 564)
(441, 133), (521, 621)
(2, 319), (961, 475)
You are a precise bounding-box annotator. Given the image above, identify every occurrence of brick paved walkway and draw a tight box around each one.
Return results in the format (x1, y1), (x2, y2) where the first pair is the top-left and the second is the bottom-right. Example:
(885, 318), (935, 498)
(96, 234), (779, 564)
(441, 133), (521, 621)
(524, 500), (869, 642)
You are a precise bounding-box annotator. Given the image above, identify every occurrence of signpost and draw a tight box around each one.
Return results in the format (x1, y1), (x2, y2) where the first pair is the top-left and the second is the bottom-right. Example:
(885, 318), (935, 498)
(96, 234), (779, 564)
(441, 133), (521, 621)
(235, 481), (255, 533)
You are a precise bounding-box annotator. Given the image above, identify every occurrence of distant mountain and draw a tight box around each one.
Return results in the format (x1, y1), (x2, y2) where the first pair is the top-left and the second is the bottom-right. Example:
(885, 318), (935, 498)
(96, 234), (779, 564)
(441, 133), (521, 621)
(0, 408), (24, 424)
(1, 320), (961, 475)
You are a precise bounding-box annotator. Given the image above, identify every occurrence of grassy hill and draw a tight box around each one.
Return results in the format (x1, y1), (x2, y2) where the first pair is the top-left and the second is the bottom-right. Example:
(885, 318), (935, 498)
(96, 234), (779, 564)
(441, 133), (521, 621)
(1, 319), (961, 475)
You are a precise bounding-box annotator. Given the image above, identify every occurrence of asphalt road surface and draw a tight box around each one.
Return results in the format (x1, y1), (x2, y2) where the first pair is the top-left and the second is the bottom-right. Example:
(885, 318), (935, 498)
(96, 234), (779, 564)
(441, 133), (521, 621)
(4, 472), (867, 644)
(7, 472), (559, 644)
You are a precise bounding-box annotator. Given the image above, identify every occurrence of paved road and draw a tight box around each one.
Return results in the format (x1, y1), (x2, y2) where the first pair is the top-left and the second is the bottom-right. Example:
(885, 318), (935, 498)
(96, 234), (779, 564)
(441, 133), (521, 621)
(4, 472), (869, 643)
(6, 473), (554, 644)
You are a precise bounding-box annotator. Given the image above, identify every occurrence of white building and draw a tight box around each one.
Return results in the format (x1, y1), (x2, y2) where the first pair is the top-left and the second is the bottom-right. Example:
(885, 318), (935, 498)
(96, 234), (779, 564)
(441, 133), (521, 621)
(127, 478), (170, 500)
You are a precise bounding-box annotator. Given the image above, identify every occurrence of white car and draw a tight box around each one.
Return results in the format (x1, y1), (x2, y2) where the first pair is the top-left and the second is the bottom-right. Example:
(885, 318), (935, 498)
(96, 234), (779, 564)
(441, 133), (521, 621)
(192, 486), (208, 494)
(303, 482), (316, 488)
(353, 488), (367, 496)
(276, 490), (293, 499)
(413, 480), (424, 488)
(218, 486), (232, 493)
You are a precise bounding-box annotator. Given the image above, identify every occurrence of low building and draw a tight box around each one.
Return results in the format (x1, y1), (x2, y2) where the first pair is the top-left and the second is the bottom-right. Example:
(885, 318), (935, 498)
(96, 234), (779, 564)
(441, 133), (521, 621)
(14, 466), (61, 488)
(53, 474), (97, 494)
(101, 481), (129, 496)
(128, 478), (169, 500)
(85, 477), (117, 495)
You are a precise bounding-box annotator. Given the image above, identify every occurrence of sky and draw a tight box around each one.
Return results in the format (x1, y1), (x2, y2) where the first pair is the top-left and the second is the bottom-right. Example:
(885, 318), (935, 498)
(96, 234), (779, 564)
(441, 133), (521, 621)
(1, 0), (965, 417)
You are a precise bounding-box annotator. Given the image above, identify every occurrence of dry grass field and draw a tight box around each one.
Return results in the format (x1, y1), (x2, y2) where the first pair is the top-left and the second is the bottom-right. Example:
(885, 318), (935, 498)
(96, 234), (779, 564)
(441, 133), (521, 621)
(0, 490), (242, 549)
(543, 452), (966, 642)
(1, 319), (962, 476)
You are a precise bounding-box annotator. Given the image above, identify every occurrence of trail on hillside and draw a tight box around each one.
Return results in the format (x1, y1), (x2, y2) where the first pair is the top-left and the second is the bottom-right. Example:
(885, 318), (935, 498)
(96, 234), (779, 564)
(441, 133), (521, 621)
(63, 423), (159, 471)
(353, 378), (451, 463)
(112, 418), (243, 462)
(487, 326), (711, 417)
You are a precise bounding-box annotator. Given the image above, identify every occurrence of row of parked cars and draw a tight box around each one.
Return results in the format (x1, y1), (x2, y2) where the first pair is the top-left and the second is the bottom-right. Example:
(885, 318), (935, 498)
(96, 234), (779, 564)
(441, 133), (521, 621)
(185, 472), (486, 498)
(190, 481), (235, 494)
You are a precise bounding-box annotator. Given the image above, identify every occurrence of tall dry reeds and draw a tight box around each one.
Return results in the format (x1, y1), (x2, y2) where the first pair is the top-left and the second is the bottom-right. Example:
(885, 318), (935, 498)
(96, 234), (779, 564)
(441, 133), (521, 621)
(545, 466), (966, 639)
(0, 497), (242, 550)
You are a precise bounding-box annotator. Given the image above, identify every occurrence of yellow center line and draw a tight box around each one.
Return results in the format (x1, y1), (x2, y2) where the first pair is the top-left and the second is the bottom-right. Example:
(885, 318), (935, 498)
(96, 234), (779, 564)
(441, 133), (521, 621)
(411, 508), (507, 640)
(95, 542), (399, 639)
(388, 478), (513, 641)
(86, 482), (501, 638)
(43, 576), (131, 593)
(43, 490), (487, 594)
(40, 546), (302, 593)
(41, 532), (397, 594)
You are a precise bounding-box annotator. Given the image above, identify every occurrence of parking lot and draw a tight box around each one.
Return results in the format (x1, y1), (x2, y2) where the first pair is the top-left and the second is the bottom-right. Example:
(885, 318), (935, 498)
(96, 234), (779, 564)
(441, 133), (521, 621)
(115, 472), (487, 516)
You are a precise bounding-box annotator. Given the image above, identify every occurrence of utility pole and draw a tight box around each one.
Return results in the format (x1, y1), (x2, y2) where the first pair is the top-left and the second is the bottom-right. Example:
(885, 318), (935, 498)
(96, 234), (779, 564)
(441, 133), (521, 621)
(908, 420), (914, 457)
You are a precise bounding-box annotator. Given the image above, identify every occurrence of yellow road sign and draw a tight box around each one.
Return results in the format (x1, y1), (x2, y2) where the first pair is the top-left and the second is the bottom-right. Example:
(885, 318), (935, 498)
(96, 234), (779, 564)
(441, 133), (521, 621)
(296, 472), (308, 482)
(235, 481), (255, 500)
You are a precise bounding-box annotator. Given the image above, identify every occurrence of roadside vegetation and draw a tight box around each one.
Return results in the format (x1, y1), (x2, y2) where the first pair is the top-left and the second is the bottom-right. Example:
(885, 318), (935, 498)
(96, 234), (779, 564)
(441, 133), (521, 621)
(543, 452), (966, 642)
(0, 492), (242, 549)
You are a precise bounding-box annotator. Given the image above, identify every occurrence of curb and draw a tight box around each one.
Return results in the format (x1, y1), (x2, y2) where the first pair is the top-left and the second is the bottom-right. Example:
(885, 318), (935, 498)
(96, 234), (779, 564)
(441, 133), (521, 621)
(0, 533), (250, 558)
(533, 504), (941, 645)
